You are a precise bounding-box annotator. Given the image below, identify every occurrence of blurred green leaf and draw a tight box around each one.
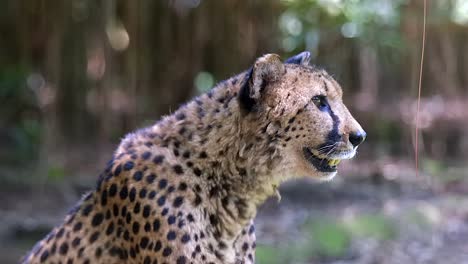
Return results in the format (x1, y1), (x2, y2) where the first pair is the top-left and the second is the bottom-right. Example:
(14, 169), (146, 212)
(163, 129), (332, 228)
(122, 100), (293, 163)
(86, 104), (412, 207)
(346, 214), (396, 241)
(194, 72), (215, 93)
(422, 158), (447, 176)
(256, 244), (282, 264)
(47, 166), (66, 181)
(304, 218), (350, 258)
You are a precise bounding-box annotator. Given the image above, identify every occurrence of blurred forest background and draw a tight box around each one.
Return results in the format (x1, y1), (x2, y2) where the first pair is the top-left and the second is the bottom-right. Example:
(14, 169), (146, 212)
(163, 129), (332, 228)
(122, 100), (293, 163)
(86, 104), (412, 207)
(2, 0), (468, 263)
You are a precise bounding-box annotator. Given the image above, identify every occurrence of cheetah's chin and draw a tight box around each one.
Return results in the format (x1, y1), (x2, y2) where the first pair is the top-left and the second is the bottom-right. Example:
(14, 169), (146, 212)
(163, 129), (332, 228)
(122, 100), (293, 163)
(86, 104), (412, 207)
(303, 147), (341, 173)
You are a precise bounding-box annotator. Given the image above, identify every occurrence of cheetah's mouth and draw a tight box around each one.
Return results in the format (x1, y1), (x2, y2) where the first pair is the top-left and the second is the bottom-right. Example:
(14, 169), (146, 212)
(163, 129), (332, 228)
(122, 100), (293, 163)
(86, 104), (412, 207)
(303, 147), (341, 173)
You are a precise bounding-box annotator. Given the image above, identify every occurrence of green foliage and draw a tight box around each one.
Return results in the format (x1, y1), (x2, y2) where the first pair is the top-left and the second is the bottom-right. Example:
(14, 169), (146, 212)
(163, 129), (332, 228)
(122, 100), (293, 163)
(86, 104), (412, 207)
(194, 71), (215, 94)
(256, 218), (351, 264)
(345, 214), (396, 241)
(304, 218), (351, 258)
(0, 66), (29, 98)
(12, 119), (42, 161)
(257, 214), (397, 263)
(0, 65), (42, 163)
(47, 165), (66, 181)
(422, 158), (447, 176)
(279, 0), (406, 63)
(256, 242), (314, 264)
(256, 245), (283, 264)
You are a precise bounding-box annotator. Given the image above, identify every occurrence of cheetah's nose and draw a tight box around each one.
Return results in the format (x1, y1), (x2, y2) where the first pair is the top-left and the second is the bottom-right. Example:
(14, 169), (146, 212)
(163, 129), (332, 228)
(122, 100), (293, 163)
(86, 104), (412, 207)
(349, 130), (366, 147)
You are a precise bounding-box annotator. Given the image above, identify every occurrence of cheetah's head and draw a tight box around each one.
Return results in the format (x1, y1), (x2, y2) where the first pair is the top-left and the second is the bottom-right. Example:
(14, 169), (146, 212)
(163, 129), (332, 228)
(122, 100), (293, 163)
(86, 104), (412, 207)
(239, 52), (366, 181)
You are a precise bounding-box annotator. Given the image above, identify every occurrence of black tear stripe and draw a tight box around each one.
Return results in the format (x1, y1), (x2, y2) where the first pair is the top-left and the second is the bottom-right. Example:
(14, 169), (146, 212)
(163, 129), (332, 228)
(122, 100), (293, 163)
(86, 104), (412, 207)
(317, 106), (341, 155)
(305, 96), (340, 154)
(327, 108), (341, 142)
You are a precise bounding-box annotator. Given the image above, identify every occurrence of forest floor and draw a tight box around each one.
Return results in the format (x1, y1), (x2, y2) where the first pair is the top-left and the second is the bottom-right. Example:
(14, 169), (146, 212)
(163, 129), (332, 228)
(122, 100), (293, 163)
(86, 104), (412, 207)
(1, 161), (468, 264)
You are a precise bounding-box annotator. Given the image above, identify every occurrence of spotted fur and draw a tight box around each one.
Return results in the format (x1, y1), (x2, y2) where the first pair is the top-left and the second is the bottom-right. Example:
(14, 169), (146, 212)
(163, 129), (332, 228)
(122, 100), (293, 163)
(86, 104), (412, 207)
(23, 52), (365, 264)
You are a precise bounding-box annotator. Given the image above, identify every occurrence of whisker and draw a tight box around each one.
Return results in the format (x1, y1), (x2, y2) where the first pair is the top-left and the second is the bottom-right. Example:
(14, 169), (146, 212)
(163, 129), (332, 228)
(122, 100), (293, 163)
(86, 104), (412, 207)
(318, 142), (338, 155)
(325, 145), (337, 156)
(317, 145), (334, 153)
(317, 143), (335, 151)
(319, 145), (338, 165)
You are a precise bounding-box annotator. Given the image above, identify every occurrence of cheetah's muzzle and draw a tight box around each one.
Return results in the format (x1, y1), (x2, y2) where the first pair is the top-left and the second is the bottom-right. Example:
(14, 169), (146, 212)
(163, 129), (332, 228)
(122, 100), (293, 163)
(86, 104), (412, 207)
(303, 147), (341, 173)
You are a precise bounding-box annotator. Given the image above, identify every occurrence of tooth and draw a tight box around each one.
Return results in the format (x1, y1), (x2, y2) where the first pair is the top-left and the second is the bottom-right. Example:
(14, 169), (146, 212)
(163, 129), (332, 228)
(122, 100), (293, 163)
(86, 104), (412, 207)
(328, 159), (341, 166)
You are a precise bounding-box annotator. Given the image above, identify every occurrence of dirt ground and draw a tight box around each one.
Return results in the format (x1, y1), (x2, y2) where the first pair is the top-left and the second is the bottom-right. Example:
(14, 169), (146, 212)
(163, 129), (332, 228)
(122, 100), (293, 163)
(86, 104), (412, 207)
(2, 163), (468, 264)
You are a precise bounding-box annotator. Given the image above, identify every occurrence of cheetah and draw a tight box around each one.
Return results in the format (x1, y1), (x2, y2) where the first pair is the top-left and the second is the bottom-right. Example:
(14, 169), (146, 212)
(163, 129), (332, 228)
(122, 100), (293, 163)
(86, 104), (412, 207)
(23, 51), (366, 264)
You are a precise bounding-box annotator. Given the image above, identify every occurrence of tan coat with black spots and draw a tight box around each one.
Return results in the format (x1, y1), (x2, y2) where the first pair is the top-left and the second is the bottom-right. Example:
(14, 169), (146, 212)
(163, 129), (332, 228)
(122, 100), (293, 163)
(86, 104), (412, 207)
(23, 51), (366, 264)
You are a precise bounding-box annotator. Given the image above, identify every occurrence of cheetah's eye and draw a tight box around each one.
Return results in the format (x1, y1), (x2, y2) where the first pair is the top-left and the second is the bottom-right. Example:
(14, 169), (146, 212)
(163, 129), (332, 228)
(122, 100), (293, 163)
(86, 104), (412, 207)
(312, 95), (329, 111)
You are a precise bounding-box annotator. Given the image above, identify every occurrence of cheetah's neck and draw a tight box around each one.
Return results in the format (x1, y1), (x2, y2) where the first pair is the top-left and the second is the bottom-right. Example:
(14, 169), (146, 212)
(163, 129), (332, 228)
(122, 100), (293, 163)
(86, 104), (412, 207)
(120, 73), (283, 240)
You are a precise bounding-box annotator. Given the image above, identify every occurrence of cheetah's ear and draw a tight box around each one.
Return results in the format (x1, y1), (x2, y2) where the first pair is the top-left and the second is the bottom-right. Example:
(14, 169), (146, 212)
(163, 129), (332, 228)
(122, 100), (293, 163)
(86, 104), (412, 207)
(285, 51), (311, 65)
(239, 54), (285, 112)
